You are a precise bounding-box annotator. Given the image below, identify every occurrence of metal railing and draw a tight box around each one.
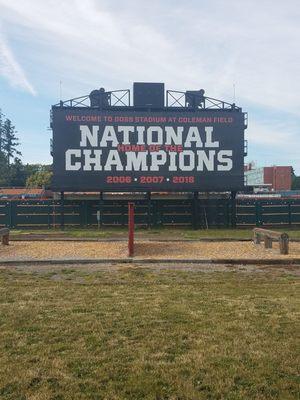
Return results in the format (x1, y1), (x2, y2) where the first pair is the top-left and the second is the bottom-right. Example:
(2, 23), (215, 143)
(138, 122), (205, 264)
(166, 90), (242, 111)
(53, 89), (130, 108)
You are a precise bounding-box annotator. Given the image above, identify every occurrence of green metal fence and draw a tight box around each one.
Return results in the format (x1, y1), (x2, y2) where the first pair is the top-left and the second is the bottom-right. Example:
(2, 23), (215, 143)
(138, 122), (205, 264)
(0, 198), (300, 229)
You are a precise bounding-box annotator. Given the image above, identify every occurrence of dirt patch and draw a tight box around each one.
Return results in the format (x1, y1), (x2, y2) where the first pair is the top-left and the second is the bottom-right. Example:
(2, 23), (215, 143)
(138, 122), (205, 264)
(1, 240), (300, 261)
(0, 262), (299, 277)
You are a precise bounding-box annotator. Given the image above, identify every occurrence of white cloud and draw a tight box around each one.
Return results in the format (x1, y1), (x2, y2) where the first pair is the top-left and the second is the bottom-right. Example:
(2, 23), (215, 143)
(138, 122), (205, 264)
(0, 0), (299, 170)
(0, 31), (36, 95)
(0, 0), (299, 113)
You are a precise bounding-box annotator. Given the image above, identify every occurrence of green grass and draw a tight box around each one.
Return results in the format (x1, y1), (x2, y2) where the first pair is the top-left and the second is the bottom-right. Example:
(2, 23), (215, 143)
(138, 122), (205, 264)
(0, 267), (299, 399)
(10, 226), (300, 240)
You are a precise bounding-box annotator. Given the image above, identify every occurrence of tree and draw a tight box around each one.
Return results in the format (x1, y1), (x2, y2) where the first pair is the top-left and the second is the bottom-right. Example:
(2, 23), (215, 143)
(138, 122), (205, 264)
(0, 108), (25, 186)
(26, 170), (53, 188)
(0, 152), (9, 186)
(2, 118), (21, 165)
(292, 175), (300, 190)
(9, 158), (28, 187)
(0, 108), (4, 154)
(25, 164), (52, 176)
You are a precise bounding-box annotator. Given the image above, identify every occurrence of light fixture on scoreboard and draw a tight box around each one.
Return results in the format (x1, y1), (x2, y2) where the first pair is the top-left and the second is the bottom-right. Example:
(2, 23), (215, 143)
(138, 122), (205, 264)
(185, 89), (205, 109)
(89, 87), (111, 108)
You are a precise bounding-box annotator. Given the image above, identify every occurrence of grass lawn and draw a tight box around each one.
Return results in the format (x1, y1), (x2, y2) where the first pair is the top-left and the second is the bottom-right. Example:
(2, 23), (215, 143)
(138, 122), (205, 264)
(0, 266), (299, 399)
(10, 227), (300, 240)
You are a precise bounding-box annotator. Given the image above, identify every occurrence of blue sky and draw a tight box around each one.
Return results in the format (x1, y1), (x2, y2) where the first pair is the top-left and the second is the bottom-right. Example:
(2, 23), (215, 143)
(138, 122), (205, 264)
(0, 0), (299, 172)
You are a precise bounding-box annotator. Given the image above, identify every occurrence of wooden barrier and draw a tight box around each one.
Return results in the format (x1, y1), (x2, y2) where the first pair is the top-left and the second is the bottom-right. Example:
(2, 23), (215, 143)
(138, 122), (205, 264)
(253, 228), (289, 254)
(0, 228), (9, 245)
(1, 198), (300, 229)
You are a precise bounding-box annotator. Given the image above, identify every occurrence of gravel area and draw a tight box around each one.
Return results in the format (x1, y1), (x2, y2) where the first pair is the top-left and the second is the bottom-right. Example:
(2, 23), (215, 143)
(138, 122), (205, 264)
(1, 240), (300, 261)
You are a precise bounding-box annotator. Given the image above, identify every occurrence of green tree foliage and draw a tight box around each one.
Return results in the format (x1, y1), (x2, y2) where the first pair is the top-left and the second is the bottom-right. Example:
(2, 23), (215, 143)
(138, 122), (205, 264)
(0, 108), (4, 153)
(9, 158), (28, 186)
(291, 168), (300, 190)
(0, 108), (10, 185)
(0, 152), (9, 186)
(26, 169), (53, 188)
(2, 118), (21, 165)
(292, 175), (300, 190)
(25, 163), (52, 176)
(0, 108), (24, 186)
(0, 107), (22, 172)
(0, 157), (53, 187)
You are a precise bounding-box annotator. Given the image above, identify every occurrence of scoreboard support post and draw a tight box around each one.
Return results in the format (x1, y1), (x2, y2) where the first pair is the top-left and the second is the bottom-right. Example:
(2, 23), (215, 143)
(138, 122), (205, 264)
(128, 202), (135, 257)
(60, 191), (65, 230)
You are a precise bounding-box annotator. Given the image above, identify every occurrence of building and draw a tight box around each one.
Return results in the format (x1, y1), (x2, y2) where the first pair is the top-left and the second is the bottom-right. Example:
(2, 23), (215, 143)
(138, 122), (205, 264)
(245, 165), (292, 191)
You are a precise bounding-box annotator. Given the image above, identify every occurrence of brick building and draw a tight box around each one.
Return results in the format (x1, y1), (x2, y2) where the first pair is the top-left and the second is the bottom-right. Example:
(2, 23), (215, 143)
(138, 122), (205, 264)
(245, 165), (292, 191)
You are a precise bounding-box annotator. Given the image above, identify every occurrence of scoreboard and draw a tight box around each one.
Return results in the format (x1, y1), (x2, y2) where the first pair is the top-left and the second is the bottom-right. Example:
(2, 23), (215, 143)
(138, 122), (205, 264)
(51, 108), (246, 192)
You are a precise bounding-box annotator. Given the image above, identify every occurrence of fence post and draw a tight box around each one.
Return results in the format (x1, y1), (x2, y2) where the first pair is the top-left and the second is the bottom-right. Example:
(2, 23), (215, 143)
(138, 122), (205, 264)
(9, 201), (18, 229)
(147, 192), (151, 229)
(230, 191), (237, 228)
(279, 234), (289, 254)
(260, 202), (263, 226)
(79, 201), (84, 227)
(8, 201), (13, 228)
(156, 200), (164, 226)
(48, 202), (51, 229)
(225, 199), (230, 227)
(99, 192), (103, 227)
(152, 201), (158, 227)
(84, 201), (89, 226)
(192, 192), (199, 229)
(60, 192), (65, 230)
(52, 200), (57, 229)
(122, 202), (127, 226)
(264, 236), (272, 248)
(128, 202), (134, 256)
(288, 202), (292, 226)
(255, 201), (262, 226)
(215, 200), (220, 228)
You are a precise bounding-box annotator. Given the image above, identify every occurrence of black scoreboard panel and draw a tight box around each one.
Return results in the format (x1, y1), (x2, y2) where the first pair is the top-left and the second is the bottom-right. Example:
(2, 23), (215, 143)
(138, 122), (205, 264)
(51, 108), (246, 192)
(133, 82), (164, 108)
